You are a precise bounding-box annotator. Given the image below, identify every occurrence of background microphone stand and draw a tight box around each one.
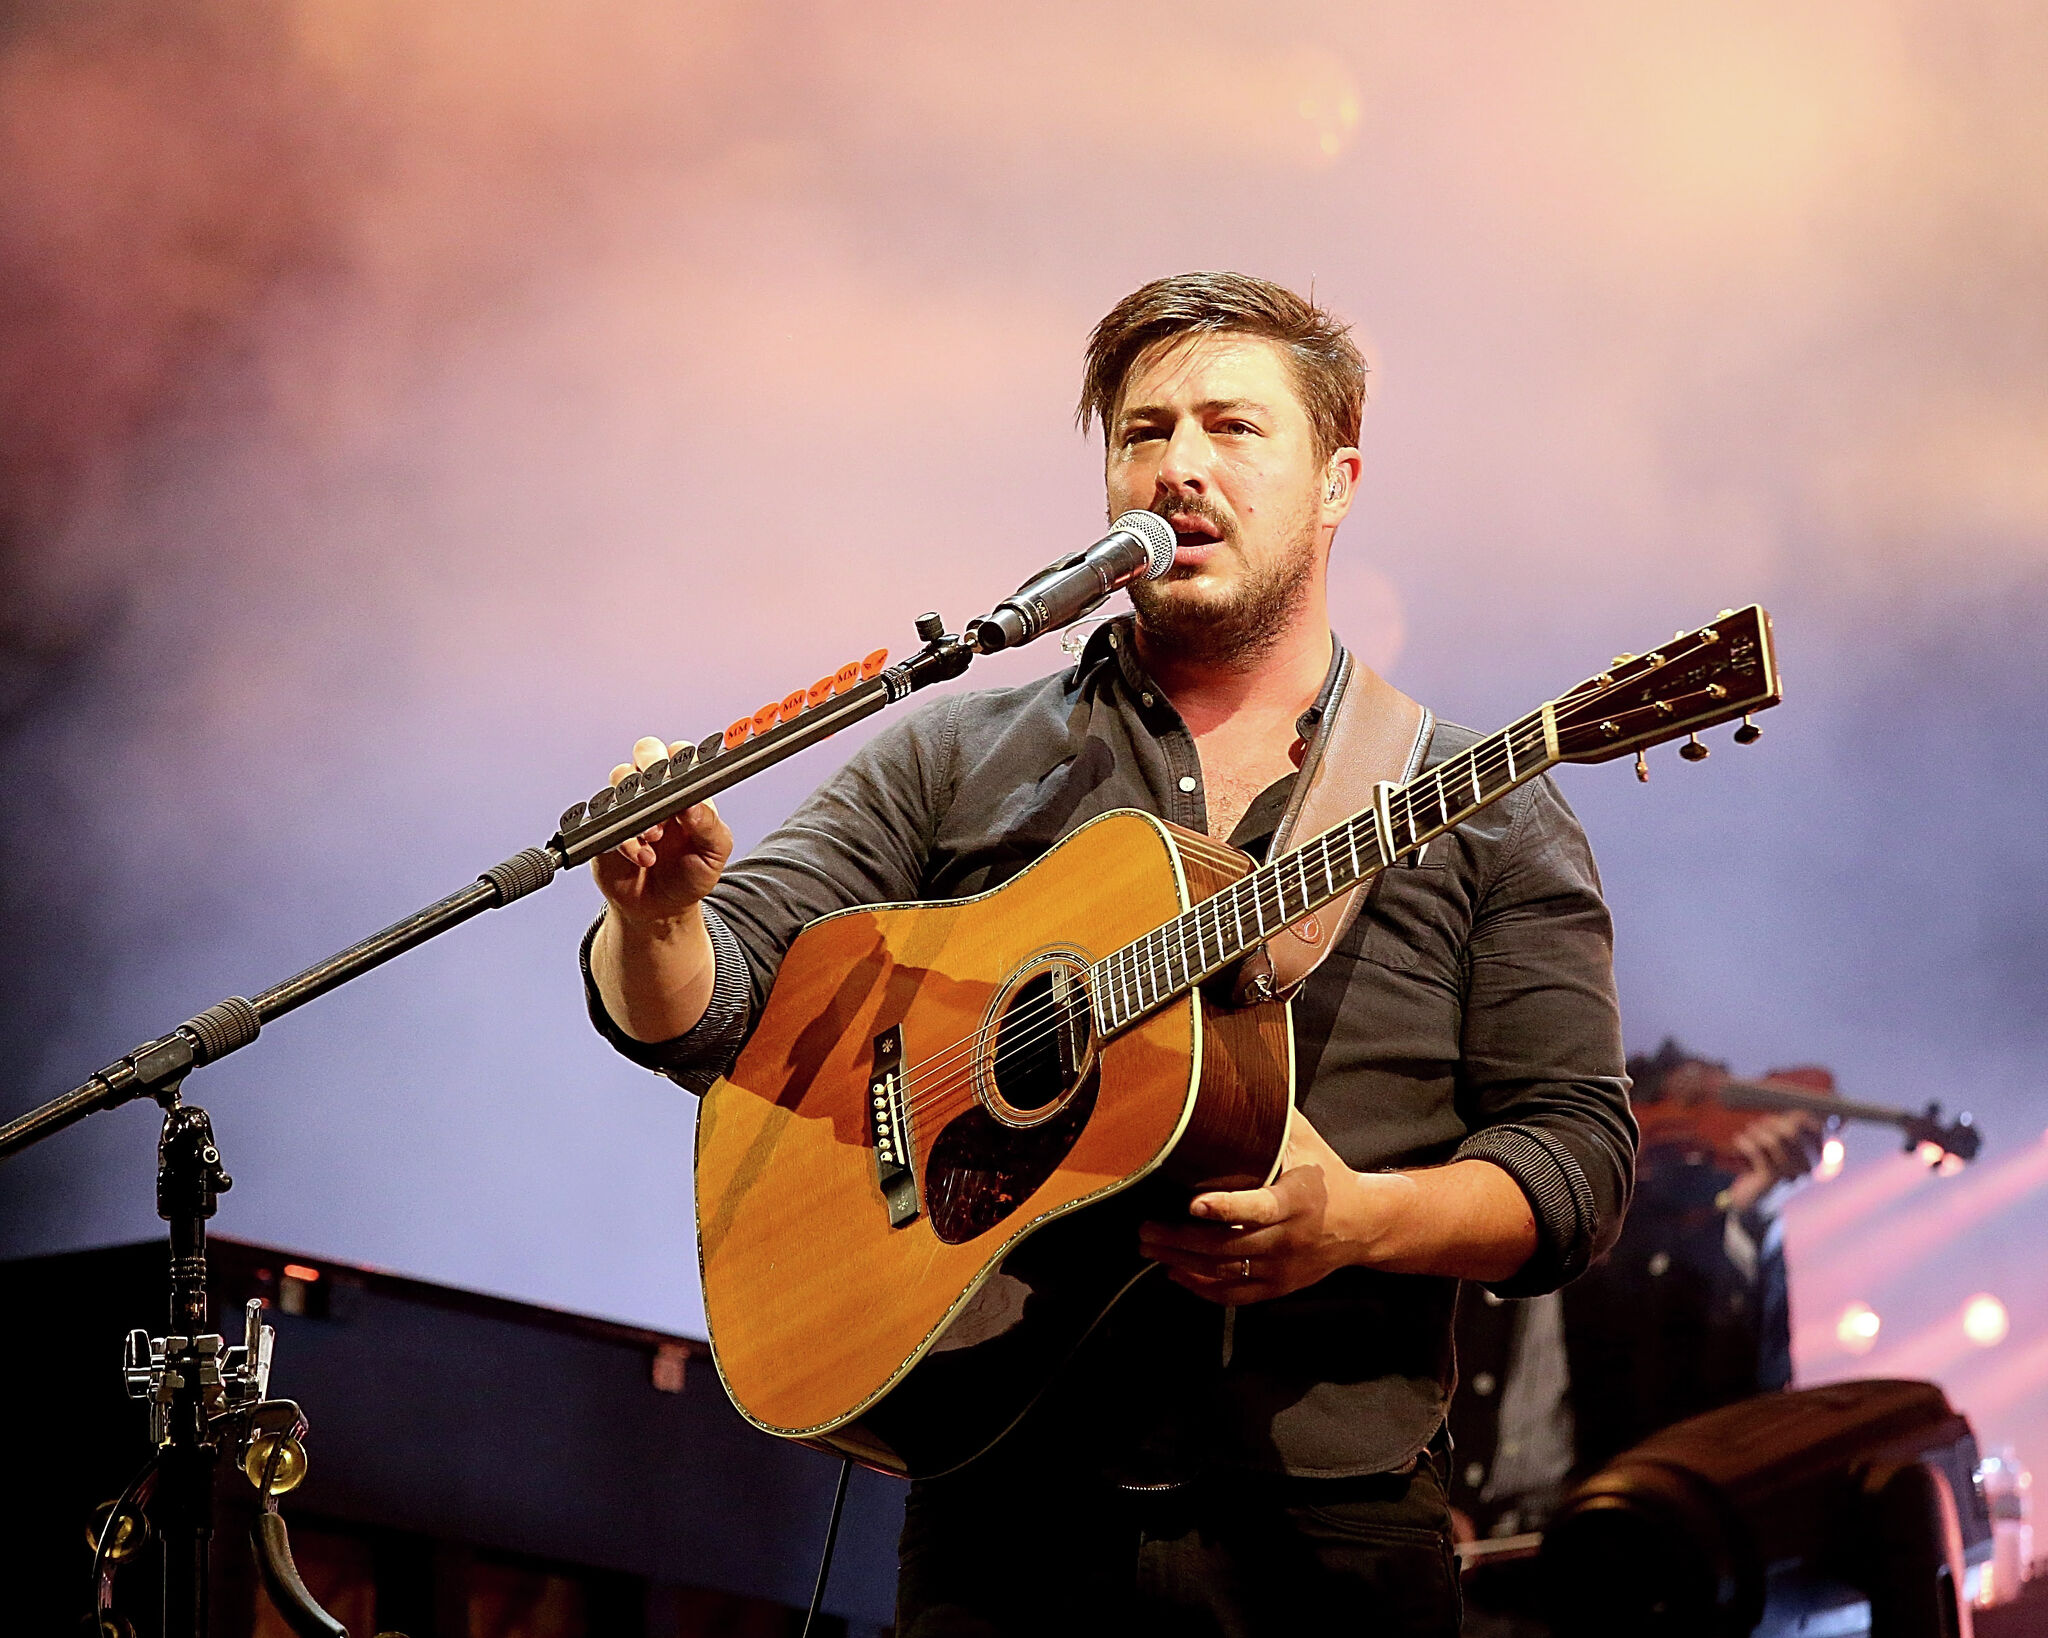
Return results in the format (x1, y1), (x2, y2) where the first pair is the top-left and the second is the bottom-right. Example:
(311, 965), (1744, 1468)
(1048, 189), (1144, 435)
(1, 610), (979, 1638)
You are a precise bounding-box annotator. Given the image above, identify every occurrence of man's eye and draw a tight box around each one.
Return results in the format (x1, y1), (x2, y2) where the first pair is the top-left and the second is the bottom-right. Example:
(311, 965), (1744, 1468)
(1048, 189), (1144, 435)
(1120, 427), (1165, 446)
(1219, 420), (1259, 436)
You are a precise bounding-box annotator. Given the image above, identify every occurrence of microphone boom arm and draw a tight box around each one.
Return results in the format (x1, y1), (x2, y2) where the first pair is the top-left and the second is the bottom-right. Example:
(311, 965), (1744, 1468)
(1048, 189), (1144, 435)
(0, 614), (977, 1162)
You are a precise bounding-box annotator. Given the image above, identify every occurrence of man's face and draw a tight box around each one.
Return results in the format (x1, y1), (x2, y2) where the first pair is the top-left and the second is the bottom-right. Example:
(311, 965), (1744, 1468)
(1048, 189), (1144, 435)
(1105, 331), (1347, 663)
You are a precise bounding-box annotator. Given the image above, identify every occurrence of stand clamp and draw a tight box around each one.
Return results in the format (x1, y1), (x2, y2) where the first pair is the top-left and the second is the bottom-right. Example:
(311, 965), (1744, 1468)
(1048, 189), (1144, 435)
(124, 1295), (273, 1449)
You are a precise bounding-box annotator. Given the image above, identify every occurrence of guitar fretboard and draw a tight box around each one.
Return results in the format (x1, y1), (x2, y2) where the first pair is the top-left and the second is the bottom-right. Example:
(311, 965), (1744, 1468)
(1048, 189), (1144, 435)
(1089, 709), (1555, 1034)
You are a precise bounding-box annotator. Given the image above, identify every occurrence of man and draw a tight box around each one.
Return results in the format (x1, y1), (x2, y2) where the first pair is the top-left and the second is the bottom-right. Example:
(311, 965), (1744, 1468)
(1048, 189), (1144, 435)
(1453, 1044), (1821, 1638)
(583, 273), (1637, 1636)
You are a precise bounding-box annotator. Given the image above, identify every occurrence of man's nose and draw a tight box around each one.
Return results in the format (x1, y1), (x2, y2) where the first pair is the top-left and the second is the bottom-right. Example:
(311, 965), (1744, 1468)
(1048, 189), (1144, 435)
(1155, 420), (1210, 493)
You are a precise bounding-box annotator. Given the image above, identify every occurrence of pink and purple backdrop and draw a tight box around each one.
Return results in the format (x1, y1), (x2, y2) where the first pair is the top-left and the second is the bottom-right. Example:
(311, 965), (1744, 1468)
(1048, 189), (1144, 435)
(2, 0), (2043, 1474)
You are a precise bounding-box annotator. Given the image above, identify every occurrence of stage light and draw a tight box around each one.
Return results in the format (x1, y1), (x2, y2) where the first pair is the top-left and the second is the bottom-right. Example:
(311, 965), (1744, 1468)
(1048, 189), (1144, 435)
(1541, 1381), (1988, 1638)
(1917, 1140), (1946, 1167)
(1962, 1294), (2009, 1348)
(1816, 1137), (1845, 1181)
(1838, 1302), (1881, 1353)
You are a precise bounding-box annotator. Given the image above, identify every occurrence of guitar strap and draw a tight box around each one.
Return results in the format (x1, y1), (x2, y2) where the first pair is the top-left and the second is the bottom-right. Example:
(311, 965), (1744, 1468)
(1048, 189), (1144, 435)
(1231, 645), (1435, 1006)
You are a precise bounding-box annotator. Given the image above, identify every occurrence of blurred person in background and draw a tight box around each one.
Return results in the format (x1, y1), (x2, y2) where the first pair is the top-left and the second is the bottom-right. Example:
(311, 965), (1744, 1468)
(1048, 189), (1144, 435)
(1453, 1039), (1824, 1635)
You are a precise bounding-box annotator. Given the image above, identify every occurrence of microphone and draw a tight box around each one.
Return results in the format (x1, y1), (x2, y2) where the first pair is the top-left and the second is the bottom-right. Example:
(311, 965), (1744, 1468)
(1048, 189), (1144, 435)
(971, 511), (1177, 653)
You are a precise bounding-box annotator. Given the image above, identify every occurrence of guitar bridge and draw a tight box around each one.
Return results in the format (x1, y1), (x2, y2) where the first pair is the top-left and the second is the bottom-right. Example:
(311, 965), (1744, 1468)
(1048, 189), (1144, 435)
(869, 1025), (920, 1228)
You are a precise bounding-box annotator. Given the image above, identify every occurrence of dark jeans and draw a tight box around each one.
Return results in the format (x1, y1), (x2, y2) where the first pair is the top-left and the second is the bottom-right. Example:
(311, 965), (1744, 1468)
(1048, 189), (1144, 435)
(896, 1447), (1462, 1638)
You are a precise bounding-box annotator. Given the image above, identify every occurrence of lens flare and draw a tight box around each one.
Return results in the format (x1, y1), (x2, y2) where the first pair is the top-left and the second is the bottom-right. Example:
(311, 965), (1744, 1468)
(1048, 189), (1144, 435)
(1838, 1301), (1882, 1353)
(1816, 1137), (1846, 1181)
(1963, 1294), (2010, 1347)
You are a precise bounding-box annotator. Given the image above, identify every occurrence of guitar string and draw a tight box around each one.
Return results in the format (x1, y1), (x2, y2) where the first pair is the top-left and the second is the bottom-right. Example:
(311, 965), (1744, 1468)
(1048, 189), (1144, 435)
(889, 715), (1562, 1124)
(885, 723), (1546, 1127)
(885, 658), (1737, 1120)
(889, 720), (1545, 1122)
(890, 688), (1717, 1133)
(888, 712), (1548, 1099)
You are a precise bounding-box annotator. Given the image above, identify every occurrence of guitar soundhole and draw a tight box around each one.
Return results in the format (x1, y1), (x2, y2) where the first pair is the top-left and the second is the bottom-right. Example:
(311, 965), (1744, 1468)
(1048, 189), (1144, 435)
(990, 967), (1092, 1115)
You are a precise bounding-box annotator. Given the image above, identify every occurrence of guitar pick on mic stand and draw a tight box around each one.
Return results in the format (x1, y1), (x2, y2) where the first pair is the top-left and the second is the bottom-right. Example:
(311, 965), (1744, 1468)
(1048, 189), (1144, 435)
(0, 599), (1020, 1637)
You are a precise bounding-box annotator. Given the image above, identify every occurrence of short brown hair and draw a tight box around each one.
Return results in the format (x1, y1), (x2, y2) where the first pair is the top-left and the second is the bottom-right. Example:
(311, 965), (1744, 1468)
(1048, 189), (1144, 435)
(1078, 272), (1367, 462)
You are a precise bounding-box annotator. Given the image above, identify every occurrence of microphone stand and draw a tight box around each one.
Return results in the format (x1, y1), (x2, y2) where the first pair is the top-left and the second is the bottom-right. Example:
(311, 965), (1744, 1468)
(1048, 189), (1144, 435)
(1, 610), (978, 1638)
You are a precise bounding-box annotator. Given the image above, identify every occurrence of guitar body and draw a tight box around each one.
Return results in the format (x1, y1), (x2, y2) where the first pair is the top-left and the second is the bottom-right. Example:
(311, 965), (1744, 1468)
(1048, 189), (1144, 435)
(694, 808), (1295, 1477)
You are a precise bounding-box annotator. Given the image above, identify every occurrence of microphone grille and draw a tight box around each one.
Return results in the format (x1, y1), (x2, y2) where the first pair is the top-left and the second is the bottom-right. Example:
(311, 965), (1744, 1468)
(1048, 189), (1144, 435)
(1113, 510), (1177, 581)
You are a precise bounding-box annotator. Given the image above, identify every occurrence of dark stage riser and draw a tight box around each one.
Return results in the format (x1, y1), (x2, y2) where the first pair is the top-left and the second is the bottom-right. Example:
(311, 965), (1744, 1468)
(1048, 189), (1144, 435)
(0, 1238), (904, 1636)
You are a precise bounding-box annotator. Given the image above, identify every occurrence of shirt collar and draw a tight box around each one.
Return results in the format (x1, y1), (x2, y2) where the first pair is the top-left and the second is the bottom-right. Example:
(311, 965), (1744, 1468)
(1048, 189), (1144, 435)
(1072, 615), (1350, 736)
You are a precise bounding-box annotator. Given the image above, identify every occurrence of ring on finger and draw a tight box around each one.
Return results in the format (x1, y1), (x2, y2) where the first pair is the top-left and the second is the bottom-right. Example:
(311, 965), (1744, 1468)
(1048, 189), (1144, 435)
(1240, 1257), (1253, 1280)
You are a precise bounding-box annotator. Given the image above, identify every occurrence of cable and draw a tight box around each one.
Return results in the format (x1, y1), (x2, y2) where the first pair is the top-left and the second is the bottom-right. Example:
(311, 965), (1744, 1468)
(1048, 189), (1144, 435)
(799, 1456), (854, 1638)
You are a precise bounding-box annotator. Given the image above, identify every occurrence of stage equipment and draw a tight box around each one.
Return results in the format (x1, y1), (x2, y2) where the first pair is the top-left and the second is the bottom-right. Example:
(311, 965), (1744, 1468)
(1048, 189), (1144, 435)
(1540, 1379), (1993, 1638)
(1, 1237), (899, 1632)
(966, 509), (1175, 652)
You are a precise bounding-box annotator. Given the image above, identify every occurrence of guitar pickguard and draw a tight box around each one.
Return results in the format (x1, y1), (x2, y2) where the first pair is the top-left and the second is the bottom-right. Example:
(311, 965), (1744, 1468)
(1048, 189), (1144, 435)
(923, 1068), (1099, 1244)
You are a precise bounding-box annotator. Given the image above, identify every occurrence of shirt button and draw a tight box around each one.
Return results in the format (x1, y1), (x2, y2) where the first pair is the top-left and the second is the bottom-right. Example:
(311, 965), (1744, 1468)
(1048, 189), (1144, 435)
(1464, 1462), (1486, 1489)
(1177, 775), (1197, 793)
(1473, 1372), (1496, 1397)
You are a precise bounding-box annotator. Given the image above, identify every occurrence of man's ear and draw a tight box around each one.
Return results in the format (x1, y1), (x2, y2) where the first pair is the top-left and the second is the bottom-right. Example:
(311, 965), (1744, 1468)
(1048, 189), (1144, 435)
(1322, 448), (1364, 514)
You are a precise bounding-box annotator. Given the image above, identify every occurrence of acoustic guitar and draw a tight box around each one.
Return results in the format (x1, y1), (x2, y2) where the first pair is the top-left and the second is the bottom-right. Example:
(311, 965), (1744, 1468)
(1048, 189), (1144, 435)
(695, 607), (1782, 1476)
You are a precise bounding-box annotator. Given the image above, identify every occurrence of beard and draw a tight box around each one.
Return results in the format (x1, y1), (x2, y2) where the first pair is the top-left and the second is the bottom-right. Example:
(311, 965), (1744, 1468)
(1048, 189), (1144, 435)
(1128, 494), (1318, 670)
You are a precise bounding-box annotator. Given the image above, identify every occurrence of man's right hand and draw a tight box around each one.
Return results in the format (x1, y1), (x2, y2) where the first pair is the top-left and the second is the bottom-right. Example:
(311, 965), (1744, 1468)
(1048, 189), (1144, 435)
(591, 736), (735, 927)
(589, 736), (735, 1045)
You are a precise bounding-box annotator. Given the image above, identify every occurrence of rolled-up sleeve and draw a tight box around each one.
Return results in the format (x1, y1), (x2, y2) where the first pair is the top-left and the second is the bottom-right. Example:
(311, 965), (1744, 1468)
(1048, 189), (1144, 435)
(580, 697), (959, 1092)
(1451, 776), (1637, 1296)
(580, 904), (755, 1093)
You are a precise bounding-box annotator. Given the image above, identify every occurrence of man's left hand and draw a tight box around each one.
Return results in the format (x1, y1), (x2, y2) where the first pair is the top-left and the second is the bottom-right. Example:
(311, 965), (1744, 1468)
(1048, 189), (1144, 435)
(1723, 1110), (1825, 1215)
(1139, 1112), (1386, 1303)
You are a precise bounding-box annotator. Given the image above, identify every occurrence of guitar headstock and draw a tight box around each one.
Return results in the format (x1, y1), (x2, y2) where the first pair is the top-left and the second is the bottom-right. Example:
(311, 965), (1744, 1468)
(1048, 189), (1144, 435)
(1550, 605), (1782, 764)
(1901, 1103), (1981, 1169)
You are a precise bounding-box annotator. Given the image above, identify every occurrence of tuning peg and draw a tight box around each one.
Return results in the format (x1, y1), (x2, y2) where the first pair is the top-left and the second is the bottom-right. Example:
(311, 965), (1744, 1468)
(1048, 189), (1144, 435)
(1679, 734), (1710, 762)
(1733, 714), (1761, 744)
(1634, 751), (1650, 783)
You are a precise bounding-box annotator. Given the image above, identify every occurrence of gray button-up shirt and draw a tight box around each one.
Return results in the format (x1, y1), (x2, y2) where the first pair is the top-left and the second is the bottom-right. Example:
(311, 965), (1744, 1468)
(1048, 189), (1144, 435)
(584, 618), (1635, 1476)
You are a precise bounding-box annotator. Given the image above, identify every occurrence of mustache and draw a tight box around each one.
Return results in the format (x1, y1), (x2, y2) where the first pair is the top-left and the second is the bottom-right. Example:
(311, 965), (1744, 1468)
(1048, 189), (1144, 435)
(1147, 489), (1233, 539)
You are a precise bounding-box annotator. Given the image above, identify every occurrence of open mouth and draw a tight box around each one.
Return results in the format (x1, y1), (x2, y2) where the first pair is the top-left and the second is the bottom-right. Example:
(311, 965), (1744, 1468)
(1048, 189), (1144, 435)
(1164, 511), (1225, 554)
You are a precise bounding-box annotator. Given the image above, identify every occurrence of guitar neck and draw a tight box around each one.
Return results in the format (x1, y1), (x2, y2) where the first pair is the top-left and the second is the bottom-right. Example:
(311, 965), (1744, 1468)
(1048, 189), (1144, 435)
(1090, 708), (1559, 1035)
(1716, 1077), (1916, 1132)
